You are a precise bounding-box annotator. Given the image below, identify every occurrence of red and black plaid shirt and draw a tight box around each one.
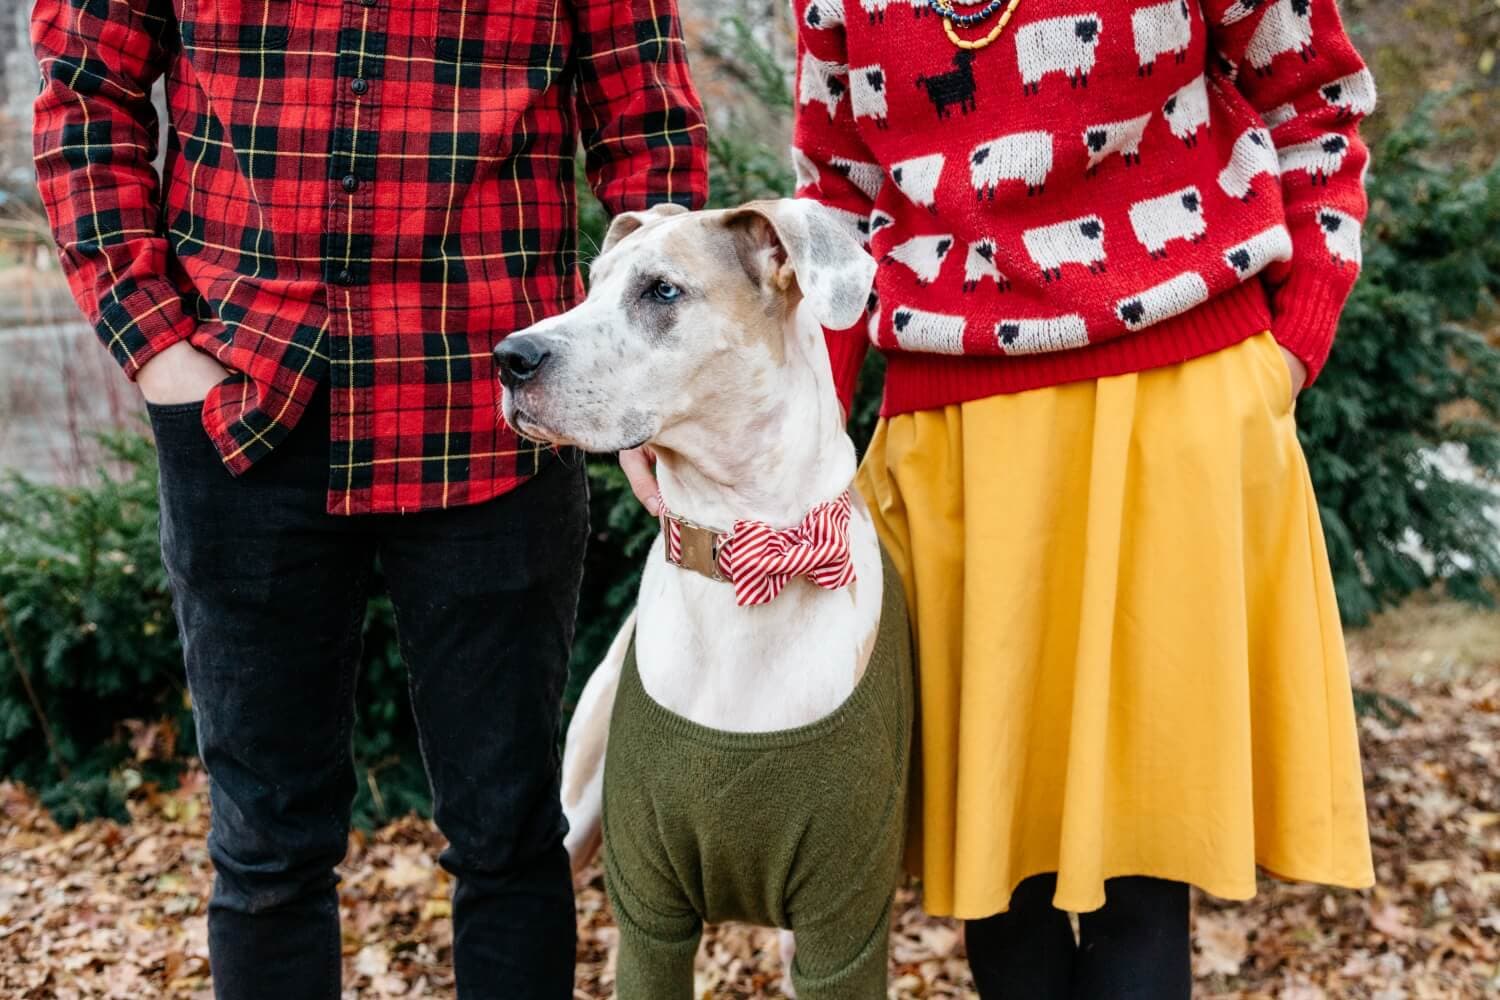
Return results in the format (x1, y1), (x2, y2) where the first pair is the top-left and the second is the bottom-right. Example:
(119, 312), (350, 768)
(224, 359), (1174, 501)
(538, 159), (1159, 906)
(34, 0), (708, 514)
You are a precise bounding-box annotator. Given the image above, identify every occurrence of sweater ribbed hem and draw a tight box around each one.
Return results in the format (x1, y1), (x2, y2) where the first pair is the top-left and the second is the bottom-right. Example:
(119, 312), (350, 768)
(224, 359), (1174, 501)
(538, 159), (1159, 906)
(879, 283), (1272, 416)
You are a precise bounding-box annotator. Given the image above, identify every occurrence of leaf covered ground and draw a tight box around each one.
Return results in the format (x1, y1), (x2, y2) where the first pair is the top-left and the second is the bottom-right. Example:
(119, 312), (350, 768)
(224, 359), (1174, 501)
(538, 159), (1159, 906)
(1, 603), (1497, 999)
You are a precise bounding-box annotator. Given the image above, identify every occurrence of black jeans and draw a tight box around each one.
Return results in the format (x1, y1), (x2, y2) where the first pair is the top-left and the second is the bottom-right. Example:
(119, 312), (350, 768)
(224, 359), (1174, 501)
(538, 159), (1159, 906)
(150, 391), (588, 1000)
(965, 874), (1191, 999)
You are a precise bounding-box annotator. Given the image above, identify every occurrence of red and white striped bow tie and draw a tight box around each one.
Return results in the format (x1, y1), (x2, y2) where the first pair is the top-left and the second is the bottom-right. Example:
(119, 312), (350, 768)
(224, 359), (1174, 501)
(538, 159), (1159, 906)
(659, 492), (857, 607)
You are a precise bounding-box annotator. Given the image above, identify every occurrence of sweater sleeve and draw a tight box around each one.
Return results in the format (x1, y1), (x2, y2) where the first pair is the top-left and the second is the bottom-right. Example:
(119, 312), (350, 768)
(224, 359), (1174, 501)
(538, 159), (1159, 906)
(1205, 0), (1375, 384)
(33, 0), (197, 381)
(791, 0), (879, 414)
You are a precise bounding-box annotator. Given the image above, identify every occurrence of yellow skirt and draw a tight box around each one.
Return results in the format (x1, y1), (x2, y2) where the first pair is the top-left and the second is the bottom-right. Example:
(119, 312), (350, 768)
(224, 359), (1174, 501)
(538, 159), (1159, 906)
(857, 331), (1375, 918)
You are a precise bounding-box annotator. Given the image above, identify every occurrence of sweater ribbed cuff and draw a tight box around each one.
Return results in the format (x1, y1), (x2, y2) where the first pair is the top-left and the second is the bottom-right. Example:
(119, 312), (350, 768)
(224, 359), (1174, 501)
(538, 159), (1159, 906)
(1269, 269), (1353, 386)
(824, 321), (869, 417)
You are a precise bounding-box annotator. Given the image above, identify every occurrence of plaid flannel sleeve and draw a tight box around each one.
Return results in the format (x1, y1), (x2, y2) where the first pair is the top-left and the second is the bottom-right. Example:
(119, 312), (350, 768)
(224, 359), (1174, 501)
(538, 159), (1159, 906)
(33, 0), (196, 380)
(573, 0), (710, 215)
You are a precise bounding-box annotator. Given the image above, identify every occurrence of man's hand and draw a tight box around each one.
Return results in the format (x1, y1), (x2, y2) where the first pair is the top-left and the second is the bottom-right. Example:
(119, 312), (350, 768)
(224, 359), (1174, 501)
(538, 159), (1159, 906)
(620, 445), (662, 516)
(1279, 346), (1308, 403)
(137, 341), (229, 406)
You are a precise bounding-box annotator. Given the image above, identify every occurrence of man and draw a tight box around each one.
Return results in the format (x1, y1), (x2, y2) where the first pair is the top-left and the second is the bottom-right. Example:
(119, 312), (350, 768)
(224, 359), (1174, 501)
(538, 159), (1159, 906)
(32, 1), (707, 996)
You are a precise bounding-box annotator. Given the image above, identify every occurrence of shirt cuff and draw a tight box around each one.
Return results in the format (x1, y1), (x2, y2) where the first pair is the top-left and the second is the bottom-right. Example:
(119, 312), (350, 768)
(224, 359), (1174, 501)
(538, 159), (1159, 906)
(95, 281), (198, 381)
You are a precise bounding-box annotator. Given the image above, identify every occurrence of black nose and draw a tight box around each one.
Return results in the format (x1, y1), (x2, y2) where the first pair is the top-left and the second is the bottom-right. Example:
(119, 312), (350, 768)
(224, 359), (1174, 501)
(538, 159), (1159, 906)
(494, 337), (551, 388)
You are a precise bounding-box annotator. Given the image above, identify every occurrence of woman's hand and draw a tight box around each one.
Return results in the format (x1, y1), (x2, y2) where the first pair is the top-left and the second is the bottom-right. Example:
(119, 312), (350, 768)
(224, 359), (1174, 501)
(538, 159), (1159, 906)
(137, 341), (229, 405)
(1280, 346), (1309, 402)
(620, 445), (662, 516)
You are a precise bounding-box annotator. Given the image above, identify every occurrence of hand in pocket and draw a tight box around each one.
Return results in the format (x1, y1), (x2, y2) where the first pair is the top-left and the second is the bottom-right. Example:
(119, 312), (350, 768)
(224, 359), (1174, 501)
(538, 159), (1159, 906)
(137, 341), (229, 406)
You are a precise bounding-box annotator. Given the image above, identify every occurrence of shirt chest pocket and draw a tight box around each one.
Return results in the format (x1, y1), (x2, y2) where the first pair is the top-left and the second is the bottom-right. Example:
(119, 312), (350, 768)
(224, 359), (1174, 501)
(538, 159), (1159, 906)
(435, 0), (568, 80)
(182, 0), (298, 49)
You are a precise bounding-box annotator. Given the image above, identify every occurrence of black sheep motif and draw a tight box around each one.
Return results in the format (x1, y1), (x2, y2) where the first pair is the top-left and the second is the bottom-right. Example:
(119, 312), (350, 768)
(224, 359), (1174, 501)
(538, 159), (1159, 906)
(917, 51), (979, 119)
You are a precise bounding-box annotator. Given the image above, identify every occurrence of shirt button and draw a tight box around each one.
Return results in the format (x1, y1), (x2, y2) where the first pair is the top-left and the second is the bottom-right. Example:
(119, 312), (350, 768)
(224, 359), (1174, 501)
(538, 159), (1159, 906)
(357, 0), (375, 6)
(336, 268), (353, 285)
(341, 174), (360, 193)
(350, 77), (368, 95)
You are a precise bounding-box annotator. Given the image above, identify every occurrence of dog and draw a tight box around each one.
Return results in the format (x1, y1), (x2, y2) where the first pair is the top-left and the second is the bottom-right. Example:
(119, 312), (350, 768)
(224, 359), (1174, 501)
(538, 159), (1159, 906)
(495, 199), (912, 998)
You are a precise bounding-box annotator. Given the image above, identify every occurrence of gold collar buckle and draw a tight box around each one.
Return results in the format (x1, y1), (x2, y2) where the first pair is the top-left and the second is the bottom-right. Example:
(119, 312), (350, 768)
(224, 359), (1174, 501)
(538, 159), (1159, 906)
(663, 513), (729, 583)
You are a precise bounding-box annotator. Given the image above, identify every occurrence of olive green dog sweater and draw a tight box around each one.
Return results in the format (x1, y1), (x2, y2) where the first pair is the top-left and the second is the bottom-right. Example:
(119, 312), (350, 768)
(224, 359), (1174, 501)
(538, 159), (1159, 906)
(601, 553), (914, 999)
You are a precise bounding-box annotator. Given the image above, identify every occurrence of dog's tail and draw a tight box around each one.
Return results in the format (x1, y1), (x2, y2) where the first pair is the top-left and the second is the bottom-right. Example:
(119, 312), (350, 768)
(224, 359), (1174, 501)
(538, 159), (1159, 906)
(561, 608), (636, 877)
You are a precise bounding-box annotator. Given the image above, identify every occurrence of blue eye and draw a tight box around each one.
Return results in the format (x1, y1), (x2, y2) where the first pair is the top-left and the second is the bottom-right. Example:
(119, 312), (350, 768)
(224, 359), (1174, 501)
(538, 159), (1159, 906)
(647, 279), (682, 303)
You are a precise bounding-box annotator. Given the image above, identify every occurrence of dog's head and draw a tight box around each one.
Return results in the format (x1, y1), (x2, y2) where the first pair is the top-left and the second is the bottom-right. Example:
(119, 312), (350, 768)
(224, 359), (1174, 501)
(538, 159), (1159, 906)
(495, 199), (875, 453)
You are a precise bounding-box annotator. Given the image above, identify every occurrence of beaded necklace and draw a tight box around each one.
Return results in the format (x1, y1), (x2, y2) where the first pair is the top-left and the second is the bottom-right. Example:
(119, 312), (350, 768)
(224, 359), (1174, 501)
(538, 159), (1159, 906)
(926, 0), (1026, 51)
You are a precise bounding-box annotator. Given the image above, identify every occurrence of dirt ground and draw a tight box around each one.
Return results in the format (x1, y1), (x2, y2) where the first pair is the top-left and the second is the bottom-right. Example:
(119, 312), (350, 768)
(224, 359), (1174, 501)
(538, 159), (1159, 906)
(1, 601), (1496, 999)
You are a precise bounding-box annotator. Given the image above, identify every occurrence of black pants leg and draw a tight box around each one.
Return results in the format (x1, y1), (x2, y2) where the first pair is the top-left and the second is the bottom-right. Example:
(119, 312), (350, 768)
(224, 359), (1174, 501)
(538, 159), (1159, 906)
(965, 875), (1191, 1000)
(154, 399), (372, 1000)
(378, 457), (588, 999)
(153, 397), (587, 1000)
(965, 874), (1076, 999)
(1075, 877), (1191, 1000)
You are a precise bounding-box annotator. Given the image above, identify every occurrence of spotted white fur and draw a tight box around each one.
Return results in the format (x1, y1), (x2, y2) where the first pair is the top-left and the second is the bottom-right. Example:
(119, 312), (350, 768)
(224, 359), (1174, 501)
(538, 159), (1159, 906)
(821, 204), (875, 248)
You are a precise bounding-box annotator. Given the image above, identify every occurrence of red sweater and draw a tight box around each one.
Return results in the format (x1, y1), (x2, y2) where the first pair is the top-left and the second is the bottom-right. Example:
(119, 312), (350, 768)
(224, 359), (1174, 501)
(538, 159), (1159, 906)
(792, 0), (1374, 415)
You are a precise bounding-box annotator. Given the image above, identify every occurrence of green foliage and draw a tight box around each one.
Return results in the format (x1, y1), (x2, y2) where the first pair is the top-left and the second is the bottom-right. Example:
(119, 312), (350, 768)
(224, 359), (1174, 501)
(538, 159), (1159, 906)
(0, 433), (430, 827)
(0, 434), (182, 826)
(1299, 98), (1500, 623)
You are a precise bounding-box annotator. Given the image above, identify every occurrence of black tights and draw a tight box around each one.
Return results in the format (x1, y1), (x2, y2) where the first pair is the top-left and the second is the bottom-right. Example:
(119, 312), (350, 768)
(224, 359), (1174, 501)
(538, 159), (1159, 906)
(965, 875), (1191, 999)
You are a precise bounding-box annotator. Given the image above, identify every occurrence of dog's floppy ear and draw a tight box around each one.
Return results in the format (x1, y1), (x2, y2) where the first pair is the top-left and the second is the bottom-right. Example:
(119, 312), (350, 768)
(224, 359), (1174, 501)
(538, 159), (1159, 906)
(724, 199), (876, 330)
(600, 202), (690, 255)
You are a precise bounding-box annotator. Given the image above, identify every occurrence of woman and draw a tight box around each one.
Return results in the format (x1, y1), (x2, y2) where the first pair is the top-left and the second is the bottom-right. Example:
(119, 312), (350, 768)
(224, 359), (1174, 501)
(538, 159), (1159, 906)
(629, 0), (1375, 993)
